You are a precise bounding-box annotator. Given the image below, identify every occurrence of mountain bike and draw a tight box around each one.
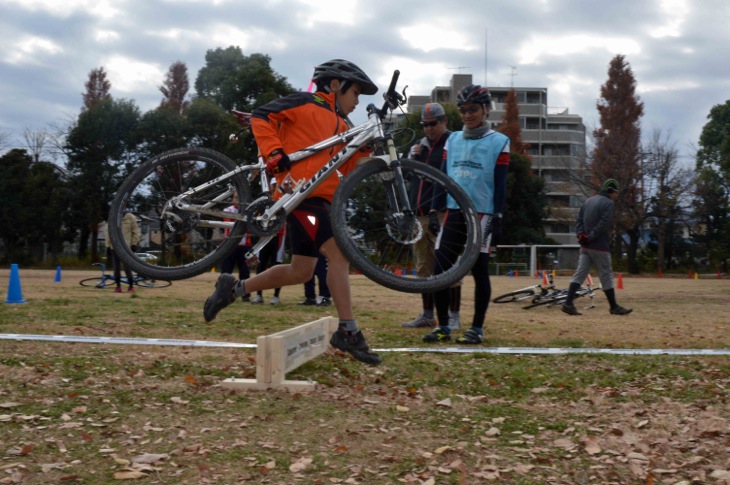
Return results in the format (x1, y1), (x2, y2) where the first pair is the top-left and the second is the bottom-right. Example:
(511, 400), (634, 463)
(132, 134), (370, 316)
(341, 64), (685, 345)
(108, 71), (481, 294)
(492, 274), (556, 304)
(78, 263), (172, 289)
(521, 280), (600, 310)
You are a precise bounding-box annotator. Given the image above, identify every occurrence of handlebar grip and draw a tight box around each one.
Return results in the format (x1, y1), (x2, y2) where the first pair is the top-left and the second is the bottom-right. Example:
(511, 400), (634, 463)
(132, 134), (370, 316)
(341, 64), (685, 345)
(386, 70), (400, 97)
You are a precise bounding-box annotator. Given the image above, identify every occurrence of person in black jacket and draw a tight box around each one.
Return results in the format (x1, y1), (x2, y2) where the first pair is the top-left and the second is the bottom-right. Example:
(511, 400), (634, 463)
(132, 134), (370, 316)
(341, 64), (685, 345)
(562, 178), (632, 316)
(401, 103), (462, 330)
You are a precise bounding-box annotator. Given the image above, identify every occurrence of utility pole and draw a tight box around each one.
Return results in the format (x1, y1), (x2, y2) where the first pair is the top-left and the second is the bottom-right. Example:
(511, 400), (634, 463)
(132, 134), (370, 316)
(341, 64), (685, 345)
(508, 65), (518, 88)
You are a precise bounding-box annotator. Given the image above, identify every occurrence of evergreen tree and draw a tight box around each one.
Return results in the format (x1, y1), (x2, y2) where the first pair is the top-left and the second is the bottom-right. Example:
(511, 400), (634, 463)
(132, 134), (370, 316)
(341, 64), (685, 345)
(159, 60), (190, 114)
(82, 67), (111, 110)
(195, 48), (294, 111)
(592, 55), (644, 273)
(496, 89), (530, 158)
(66, 68), (141, 260)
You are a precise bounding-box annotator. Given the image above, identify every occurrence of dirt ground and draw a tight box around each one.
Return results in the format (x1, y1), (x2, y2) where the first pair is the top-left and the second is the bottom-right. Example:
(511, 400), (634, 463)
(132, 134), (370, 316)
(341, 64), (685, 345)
(1, 268), (729, 349)
(1, 268), (730, 484)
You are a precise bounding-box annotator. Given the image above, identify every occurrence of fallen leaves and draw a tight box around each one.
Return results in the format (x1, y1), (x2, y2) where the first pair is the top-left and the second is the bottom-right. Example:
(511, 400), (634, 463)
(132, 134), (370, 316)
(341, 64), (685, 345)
(288, 457), (312, 472)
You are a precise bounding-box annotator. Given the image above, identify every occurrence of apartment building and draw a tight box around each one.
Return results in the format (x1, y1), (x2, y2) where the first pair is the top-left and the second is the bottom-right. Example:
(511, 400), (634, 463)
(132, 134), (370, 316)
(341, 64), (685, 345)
(407, 74), (587, 244)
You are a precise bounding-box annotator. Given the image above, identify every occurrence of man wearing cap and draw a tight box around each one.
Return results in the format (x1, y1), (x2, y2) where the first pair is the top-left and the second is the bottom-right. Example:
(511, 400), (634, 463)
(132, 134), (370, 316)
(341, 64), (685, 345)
(562, 178), (632, 316)
(402, 103), (462, 330)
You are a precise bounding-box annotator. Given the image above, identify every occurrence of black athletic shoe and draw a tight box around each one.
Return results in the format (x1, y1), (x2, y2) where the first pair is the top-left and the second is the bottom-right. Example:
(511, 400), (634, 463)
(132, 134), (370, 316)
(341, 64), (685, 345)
(317, 297), (332, 307)
(329, 330), (381, 365)
(423, 327), (451, 343)
(455, 328), (483, 345)
(610, 305), (633, 315)
(561, 303), (582, 316)
(203, 274), (237, 322)
(300, 297), (317, 306)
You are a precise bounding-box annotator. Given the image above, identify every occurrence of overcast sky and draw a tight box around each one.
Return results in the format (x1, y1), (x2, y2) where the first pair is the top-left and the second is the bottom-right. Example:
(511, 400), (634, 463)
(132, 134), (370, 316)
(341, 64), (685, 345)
(1, 0), (729, 164)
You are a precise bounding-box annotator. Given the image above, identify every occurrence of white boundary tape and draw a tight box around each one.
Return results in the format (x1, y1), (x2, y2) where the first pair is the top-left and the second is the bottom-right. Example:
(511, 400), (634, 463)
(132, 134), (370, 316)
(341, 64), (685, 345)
(1, 334), (729, 355)
(0, 334), (255, 348)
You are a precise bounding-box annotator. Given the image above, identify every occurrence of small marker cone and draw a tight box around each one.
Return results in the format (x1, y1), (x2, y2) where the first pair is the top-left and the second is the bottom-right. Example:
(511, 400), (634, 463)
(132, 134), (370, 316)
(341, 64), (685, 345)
(586, 274), (593, 286)
(5, 264), (26, 304)
(54, 265), (62, 282)
(542, 271), (549, 286)
(617, 273), (624, 290)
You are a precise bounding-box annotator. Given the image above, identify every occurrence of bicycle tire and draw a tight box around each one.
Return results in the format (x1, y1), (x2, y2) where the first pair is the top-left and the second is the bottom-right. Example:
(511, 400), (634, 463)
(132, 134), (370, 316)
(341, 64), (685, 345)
(522, 292), (568, 309)
(493, 289), (537, 304)
(331, 158), (481, 293)
(108, 147), (250, 281)
(79, 277), (109, 288)
(135, 278), (172, 288)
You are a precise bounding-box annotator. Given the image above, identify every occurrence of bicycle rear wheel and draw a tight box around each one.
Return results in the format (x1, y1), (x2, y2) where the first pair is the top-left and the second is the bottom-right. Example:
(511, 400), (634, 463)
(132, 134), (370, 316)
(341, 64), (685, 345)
(331, 158), (481, 293)
(493, 289), (536, 304)
(108, 147), (251, 281)
(79, 277), (108, 289)
(523, 292), (568, 309)
(135, 278), (172, 288)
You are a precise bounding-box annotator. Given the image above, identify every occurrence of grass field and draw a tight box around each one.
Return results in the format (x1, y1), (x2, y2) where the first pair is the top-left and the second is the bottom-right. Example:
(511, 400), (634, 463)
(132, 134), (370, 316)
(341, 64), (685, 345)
(1, 267), (729, 484)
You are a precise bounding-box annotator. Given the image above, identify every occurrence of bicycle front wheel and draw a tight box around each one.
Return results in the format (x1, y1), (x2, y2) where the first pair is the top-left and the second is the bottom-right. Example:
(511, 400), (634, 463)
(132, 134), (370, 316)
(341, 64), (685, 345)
(79, 277), (108, 289)
(493, 289), (536, 304)
(331, 158), (481, 293)
(108, 147), (250, 281)
(523, 292), (568, 309)
(135, 278), (172, 289)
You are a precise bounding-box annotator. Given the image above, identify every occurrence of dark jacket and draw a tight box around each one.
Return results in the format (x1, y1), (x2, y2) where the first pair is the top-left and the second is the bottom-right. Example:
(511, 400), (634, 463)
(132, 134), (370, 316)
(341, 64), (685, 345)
(576, 191), (614, 252)
(407, 130), (450, 215)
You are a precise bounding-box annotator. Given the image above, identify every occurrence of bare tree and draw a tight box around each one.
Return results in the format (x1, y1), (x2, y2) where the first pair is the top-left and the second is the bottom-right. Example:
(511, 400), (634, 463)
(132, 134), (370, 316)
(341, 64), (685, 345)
(159, 60), (190, 114)
(643, 129), (693, 272)
(0, 130), (11, 154)
(22, 128), (50, 163)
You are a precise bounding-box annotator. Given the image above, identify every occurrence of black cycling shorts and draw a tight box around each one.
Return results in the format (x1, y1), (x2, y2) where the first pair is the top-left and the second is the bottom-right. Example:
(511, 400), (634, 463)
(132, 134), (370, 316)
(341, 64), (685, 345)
(287, 197), (333, 258)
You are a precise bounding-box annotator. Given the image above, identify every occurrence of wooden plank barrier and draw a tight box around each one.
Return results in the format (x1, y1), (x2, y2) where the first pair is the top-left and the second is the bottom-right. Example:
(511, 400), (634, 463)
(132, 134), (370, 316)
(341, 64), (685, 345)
(221, 316), (338, 392)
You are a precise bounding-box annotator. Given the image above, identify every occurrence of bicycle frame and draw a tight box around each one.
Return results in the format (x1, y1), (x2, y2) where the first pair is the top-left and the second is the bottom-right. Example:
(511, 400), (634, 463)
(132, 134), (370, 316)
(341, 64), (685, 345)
(165, 74), (407, 262)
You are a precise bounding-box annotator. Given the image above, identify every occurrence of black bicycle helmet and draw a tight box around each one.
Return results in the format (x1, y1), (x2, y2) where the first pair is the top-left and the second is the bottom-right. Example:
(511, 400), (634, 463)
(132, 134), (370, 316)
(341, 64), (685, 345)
(312, 59), (378, 95)
(456, 84), (491, 106)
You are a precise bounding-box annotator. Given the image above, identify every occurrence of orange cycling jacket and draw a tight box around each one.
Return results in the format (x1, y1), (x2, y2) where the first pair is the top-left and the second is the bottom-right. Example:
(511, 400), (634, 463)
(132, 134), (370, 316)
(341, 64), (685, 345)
(251, 90), (365, 202)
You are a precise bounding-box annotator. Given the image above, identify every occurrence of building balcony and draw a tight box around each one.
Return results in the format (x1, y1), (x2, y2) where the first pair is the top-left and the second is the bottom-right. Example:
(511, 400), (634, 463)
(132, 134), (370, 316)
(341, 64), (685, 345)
(522, 129), (586, 144)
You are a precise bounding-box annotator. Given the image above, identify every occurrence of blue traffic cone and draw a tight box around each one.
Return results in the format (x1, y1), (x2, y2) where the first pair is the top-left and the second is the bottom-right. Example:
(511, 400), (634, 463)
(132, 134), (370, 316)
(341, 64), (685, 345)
(5, 264), (26, 304)
(54, 265), (62, 282)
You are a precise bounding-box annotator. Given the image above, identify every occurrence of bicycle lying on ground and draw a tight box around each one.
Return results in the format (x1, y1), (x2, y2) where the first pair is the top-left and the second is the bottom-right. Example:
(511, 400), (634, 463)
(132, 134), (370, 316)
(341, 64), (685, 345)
(492, 274), (556, 304)
(108, 70), (481, 294)
(79, 263), (172, 289)
(521, 279), (600, 310)
(493, 274), (599, 310)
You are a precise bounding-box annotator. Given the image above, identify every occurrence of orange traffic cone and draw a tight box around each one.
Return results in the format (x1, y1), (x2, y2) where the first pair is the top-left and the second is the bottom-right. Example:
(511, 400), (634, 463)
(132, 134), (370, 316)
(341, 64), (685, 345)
(617, 273), (624, 289)
(542, 271), (549, 286)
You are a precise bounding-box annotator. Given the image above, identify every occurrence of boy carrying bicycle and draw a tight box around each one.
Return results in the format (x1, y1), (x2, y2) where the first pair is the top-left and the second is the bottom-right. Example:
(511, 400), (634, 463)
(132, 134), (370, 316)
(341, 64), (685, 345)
(203, 59), (382, 365)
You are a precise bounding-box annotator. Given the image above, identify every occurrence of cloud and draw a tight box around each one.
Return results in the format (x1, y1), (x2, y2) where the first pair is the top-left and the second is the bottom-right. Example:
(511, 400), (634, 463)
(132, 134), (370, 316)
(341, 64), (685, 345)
(4, 0), (121, 19)
(650, 0), (690, 38)
(3, 35), (63, 65)
(103, 55), (164, 94)
(518, 34), (642, 65)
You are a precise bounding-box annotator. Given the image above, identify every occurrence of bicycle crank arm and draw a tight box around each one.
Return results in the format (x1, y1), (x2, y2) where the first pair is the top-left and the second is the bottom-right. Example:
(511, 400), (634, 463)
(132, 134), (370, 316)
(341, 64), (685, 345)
(244, 234), (275, 264)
